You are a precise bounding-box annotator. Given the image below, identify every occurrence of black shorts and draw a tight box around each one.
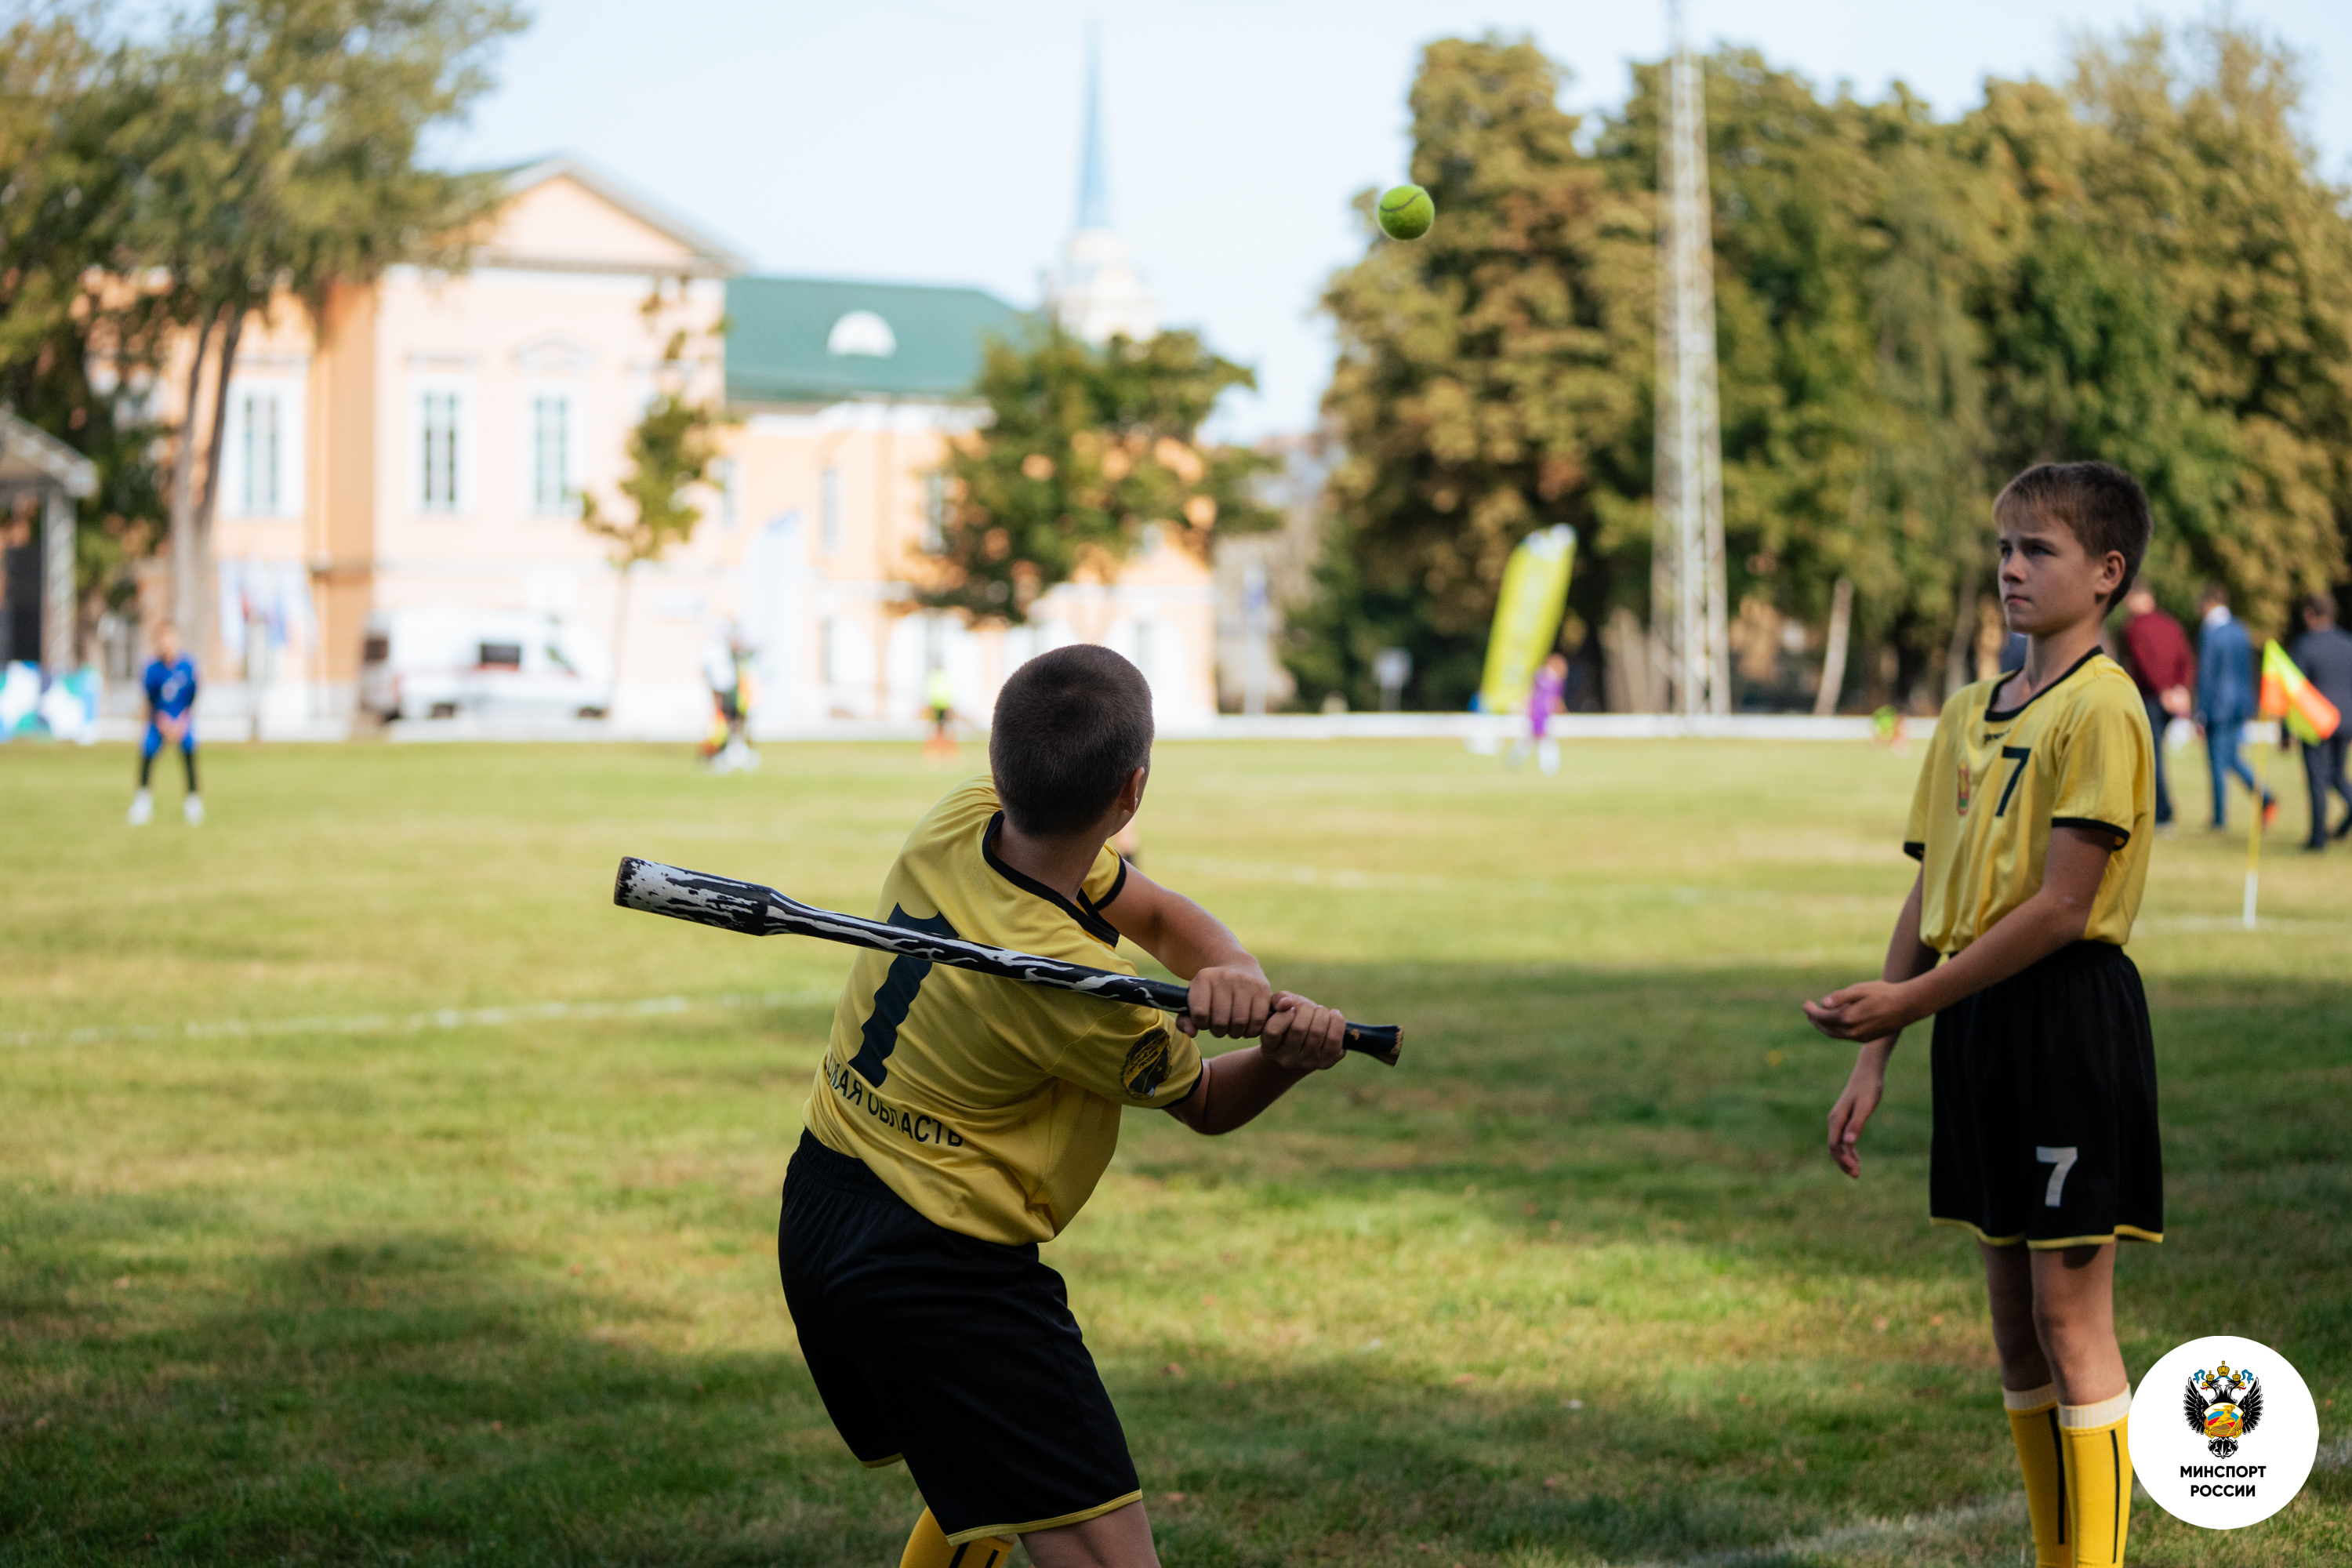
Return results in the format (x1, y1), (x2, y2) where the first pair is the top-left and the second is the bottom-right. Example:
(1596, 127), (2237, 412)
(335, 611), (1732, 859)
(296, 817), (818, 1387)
(1929, 942), (2163, 1249)
(777, 1133), (1141, 1544)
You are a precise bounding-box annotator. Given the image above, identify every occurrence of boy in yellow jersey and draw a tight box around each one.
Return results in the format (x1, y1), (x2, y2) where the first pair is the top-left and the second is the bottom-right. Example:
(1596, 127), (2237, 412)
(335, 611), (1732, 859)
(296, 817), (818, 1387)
(1806, 461), (2160, 1567)
(780, 644), (1352, 1568)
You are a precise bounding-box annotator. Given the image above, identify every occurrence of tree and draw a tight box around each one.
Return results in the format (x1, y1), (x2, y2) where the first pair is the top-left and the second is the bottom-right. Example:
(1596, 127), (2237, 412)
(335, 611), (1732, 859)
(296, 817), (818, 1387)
(0, 13), (171, 648)
(122, 0), (523, 655)
(920, 321), (1277, 622)
(579, 329), (726, 701)
(1986, 24), (2352, 632)
(1306, 34), (1650, 711)
(1294, 21), (2352, 711)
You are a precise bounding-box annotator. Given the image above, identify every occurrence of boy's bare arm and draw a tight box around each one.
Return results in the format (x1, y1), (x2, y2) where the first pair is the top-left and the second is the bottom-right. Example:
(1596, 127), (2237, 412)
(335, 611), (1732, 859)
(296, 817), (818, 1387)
(1103, 866), (1272, 1037)
(1163, 995), (1349, 1135)
(1816, 870), (1937, 1177)
(1806, 828), (2116, 1043)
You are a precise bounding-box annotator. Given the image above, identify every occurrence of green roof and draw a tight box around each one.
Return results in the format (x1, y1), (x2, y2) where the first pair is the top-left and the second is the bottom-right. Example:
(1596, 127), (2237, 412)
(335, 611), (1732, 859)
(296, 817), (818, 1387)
(724, 276), (1027, 405)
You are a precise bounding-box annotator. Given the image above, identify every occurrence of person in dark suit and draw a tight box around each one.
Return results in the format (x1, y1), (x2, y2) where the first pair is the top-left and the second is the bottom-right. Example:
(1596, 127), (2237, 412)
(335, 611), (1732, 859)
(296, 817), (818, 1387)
(2290, 593), (2352, 850)
(2196, 584), (2273, 829)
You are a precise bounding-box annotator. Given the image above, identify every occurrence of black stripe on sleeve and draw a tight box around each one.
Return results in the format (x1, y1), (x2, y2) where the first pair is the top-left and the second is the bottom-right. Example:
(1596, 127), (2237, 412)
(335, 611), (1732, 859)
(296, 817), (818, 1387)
(2050, 817), (2132, 848)
(1904, 841), (1926, 861)
(1089, 857), (1130, 914)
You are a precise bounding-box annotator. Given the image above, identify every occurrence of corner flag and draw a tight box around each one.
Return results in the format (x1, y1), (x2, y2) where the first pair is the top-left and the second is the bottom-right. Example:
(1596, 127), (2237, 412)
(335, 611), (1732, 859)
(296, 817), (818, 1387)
(2261, 641), (2340, 744)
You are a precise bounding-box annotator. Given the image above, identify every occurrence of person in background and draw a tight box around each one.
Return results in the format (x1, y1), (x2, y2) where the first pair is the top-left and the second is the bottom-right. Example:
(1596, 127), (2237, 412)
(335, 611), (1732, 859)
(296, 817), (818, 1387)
(2289, 593), (2352, 851)
(1506, 652), (1568, 775)
(701, 621), (759, 773)
(2120, 586), (2195, 831)
(129, 620), (201, 826)
(2194, 584), (2273, 831)
(923, 662), (958, 765)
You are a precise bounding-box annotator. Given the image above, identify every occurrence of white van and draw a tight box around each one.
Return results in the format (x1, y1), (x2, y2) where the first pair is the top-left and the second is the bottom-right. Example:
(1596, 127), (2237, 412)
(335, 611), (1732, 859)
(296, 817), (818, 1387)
(360, 607), (614, 722)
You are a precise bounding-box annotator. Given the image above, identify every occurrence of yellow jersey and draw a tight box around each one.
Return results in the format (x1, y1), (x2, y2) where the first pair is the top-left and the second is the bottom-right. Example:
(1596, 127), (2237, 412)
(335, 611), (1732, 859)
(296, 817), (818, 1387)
(800, 777), (1203, 1244)
(1904, 650), (2154, 954)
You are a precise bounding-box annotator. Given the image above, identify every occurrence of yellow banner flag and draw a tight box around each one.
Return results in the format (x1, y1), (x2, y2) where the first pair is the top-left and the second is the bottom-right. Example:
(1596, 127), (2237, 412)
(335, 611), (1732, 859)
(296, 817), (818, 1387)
(1478, 526), (1577, 717)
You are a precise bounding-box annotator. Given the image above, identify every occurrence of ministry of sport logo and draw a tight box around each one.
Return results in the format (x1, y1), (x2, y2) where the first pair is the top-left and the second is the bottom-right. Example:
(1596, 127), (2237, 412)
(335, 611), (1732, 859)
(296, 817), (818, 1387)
(2186, 1360), (2262, 1458)
(2132, 1336), (2319, 1530)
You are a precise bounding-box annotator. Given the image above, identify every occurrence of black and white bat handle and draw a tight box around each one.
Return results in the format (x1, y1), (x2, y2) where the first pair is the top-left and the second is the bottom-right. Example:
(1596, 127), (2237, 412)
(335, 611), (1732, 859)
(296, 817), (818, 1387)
(612, 855), (1403, 1066)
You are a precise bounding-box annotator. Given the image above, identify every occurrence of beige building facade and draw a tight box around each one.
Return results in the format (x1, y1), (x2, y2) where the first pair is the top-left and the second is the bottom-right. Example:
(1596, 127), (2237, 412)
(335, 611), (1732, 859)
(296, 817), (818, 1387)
(161, 156), (1219, 736)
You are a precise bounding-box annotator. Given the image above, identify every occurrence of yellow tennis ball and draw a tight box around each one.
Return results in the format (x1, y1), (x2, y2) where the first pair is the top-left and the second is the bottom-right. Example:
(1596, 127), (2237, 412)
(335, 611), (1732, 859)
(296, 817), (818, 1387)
(1377, 183), (1435, 241)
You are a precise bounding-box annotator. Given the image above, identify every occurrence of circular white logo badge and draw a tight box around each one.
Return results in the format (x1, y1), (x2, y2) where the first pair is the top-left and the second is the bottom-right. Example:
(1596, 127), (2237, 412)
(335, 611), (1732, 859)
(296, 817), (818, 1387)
(2131, 1336), (2320, 1529)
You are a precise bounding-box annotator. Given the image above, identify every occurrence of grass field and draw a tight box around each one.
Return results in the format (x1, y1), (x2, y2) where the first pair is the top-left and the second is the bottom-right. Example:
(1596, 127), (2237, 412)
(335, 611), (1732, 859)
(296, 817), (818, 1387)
(2, 735), (2347, 1567)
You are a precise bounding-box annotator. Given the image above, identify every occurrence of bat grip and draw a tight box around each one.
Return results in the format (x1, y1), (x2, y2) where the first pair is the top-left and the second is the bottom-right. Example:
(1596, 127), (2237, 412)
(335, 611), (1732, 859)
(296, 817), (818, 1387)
(1136, 975), (1403, 1066)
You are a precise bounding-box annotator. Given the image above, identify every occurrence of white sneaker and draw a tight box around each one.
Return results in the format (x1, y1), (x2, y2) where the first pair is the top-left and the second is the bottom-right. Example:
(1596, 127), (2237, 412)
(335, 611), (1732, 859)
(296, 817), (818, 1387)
(127, 789), (153, 826)
(183, 793), (205, 826)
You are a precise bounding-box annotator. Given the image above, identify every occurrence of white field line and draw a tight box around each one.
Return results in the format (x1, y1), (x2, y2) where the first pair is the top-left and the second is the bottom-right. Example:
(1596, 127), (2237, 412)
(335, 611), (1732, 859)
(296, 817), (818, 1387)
(1619, 1493), (2024, 1568)
(1, 988), (837, 1051)
(1604, 1432), (2350, 1568)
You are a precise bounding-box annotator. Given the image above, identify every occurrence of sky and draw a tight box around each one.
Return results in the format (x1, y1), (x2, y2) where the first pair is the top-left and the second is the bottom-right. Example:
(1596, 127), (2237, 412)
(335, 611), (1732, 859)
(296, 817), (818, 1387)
(450, 1), (2352, 440)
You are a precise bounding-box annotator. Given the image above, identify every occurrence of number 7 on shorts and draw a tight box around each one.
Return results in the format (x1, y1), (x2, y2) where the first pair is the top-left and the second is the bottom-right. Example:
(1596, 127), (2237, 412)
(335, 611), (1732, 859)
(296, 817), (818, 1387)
(2034, 1145), (2079, 1207)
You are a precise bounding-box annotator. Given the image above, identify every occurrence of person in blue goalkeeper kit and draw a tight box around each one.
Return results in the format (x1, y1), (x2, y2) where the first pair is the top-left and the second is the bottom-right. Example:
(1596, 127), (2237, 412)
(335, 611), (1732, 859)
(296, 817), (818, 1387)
(129, 620), (201, 826)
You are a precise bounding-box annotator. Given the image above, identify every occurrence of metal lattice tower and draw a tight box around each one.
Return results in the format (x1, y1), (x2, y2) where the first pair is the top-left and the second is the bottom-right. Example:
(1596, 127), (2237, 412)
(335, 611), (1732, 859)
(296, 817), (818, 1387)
(1650, 0), (1730, 717)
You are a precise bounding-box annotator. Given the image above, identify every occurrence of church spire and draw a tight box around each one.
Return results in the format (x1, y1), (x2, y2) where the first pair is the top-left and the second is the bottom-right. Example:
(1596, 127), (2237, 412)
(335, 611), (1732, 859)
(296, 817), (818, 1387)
(1049, 22), (1155, 343)
(1076, 22), (1110, 232)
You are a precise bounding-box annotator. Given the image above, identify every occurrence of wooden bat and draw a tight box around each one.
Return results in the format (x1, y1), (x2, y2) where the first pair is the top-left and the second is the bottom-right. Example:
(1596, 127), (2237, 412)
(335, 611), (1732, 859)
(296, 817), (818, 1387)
(612, 856), (1403, 1065)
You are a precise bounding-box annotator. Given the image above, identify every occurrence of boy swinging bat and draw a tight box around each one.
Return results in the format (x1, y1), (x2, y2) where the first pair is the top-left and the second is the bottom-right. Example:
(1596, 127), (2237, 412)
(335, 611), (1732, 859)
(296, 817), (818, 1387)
(746, 644), (1363, 1568)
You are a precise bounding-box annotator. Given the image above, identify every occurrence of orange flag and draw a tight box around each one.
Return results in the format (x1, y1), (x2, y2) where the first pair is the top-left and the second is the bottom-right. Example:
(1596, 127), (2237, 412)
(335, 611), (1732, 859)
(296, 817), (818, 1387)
(2262, 641), (2341, 744)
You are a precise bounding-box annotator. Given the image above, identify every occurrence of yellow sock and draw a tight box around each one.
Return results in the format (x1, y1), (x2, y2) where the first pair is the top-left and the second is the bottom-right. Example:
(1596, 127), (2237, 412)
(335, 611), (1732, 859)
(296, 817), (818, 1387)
(2060, 1392), (2134, 1566)
(899, 1507), (1017, 1568)
(2004, 1383), (2071, 1567)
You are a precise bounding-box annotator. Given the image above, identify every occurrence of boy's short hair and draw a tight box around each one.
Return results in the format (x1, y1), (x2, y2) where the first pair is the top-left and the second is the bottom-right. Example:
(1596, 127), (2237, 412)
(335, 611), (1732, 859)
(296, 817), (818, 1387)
(990, 644), (1153, 836)
(1993, 461), (2154, 607)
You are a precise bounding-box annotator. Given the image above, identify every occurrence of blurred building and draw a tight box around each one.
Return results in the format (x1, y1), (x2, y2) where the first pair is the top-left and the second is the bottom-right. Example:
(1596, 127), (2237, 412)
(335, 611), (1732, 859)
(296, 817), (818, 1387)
(143, 145), (1218, 734)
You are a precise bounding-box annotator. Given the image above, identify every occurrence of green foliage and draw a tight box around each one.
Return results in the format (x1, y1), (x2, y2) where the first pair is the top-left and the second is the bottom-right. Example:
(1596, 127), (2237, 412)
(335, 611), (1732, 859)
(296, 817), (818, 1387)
(922, 321), (1277, 622)
(0, 13), (171, 615)
(1309, 35), (1650, 710)
(1301, 24), (2352, 710)
(579, 336), (725, 575)
(122, 0), (525, 323)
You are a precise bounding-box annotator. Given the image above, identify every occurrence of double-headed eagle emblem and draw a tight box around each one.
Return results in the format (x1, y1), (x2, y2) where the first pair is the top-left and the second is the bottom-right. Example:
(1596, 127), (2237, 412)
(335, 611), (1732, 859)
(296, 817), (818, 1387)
(2184, 1361), (2263, 1458)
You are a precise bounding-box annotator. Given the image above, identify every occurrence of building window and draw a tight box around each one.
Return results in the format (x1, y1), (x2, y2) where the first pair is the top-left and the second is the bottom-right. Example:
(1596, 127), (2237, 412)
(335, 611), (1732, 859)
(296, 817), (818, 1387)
(419, 388), (463, 514)
(528, 391), (573, 514)
(1134, 619), (1158, 684)
(238, 390), (281, 515)
(819, 616), (837, 684)
(714, 457), (737, 531)
(821, 466), (842, 554)
(923, 472), (946, 552)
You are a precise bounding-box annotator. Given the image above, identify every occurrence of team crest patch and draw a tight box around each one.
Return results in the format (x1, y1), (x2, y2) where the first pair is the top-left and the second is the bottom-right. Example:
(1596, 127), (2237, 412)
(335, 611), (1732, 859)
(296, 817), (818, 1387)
(1956, 761), (1973, 815)
(2186, 1361), (2263, 1458)
(1120, 1027), (1173, 1098)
